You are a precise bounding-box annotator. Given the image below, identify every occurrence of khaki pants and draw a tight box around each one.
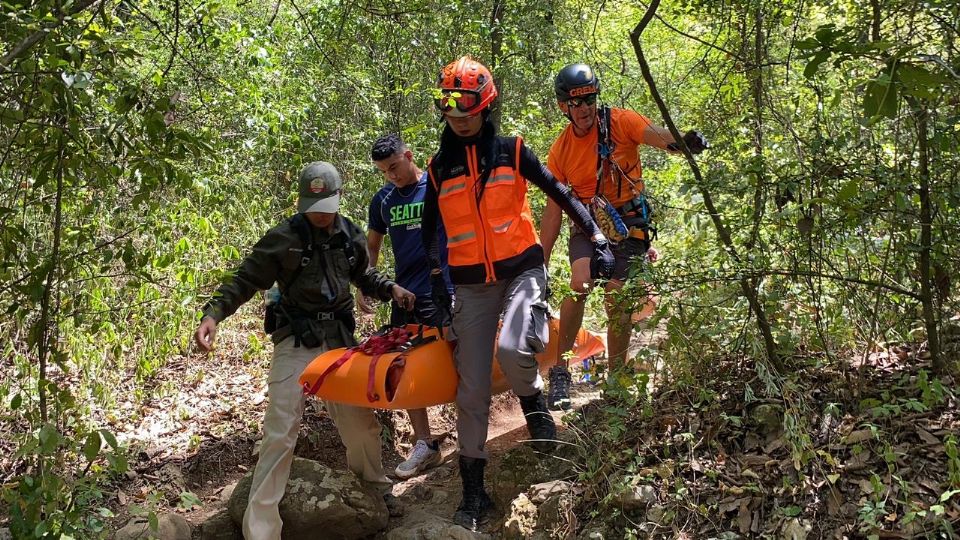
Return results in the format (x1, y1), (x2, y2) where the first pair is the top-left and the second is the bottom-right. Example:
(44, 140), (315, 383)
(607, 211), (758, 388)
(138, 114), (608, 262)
(242, 337), (388, 540)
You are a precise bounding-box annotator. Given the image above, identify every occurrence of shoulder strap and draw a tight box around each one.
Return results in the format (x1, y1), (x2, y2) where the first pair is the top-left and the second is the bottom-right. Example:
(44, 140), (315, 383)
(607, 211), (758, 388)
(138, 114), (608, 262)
(376, 186), (394, 234)
(595, 106), (615, 198)
(427, 156), (442, 191)
(339, 232), (358, 270)
(283, 213), (314, 292)
(514, 136), (522, 173)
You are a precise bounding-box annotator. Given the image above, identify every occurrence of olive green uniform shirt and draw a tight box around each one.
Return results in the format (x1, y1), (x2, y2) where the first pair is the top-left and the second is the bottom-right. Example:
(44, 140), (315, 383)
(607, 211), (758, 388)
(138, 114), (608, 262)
(202, 214), (395, 347)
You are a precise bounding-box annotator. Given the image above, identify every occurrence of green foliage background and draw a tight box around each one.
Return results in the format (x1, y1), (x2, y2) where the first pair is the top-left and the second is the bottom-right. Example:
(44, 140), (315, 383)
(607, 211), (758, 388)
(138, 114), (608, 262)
(1, 0), (958, 536)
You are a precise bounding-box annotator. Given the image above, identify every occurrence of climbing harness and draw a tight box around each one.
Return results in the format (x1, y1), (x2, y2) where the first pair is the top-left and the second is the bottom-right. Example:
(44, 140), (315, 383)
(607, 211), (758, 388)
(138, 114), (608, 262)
(591, 105), (656, 245)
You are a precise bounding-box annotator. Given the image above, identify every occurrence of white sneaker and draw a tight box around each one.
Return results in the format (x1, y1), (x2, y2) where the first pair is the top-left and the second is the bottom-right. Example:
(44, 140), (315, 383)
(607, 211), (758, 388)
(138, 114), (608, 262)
(395, 440), (441, 479)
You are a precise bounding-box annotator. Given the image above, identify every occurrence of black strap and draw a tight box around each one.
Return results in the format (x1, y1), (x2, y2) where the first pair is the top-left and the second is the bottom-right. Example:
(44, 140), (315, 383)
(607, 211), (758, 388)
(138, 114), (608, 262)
(285, 213), (314, 291)
(283, 213), (358, 292)
(595, 106), (614, 199)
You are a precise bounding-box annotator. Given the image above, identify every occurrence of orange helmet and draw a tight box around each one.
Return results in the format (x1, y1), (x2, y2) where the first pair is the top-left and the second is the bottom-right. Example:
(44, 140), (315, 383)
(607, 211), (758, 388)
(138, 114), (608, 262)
(435, 56), (498, 117)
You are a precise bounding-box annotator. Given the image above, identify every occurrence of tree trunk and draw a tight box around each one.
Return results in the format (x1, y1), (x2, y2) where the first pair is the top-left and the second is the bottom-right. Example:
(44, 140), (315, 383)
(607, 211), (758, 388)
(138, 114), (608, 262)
(36, 134), (66, 425)
(489, 0), (506, 128)
(629, 0), (782, 372)
(909, 99), (943, 373)
(746, 4), (766, 249)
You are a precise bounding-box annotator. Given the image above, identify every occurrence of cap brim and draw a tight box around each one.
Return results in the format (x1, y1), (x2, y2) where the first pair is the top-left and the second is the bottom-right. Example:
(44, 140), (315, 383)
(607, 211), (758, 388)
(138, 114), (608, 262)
(299, 193), (340, 213)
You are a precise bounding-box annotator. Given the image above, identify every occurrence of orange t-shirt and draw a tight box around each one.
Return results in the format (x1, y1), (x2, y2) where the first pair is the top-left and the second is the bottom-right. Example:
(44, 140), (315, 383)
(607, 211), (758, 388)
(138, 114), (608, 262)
(547, 108), (653, 208)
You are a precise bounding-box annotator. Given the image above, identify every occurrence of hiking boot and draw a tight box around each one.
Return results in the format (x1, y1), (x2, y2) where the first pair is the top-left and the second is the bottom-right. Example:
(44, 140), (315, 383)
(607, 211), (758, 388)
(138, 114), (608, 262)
(395, 439), (441, 479)
(518, 391), (558, 452)
(547, 365), (573, 410)
(453, 456), (493, 531)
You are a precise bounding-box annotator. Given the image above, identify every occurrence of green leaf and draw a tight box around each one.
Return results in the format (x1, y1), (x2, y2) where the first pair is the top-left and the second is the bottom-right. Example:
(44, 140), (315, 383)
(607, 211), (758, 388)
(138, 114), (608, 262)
(178, 491), (202, 510)
(836, 179), (860, 202)
(100, 428), (119, 449)
(898, 64), (949, 100)
(783, 505), (802, 516)
(83, 431), (102, 462)
(863, 66), (899, 119)
(804, 50), (831, 78)
(10, 393), (22, 410)
(814, 24), (838, 45)
(38, 423), (60, 455)
(941, 489), (960, 502)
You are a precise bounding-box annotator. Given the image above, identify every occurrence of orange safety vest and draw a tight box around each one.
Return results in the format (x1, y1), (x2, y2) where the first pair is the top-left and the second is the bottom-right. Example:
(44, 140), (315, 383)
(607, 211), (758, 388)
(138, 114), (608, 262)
(429, 136), (541, 284)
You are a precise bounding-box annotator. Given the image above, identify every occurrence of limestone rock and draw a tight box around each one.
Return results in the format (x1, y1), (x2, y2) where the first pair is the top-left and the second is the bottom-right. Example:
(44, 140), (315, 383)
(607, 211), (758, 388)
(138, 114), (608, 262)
(501, 480), (576, 540)
(577, 527), (610, 540)
(219, 481), (237, 504)
(197, 510), (241, 540)
(528, 480), (572, 504)
(490, 433), (576, 509)
(646, 504), (666, 523)
(115, 514), (191, 540)
(750, 403), (783, 438)
(226, 457), (388, 540)
(383, 515), (488, 540)
(617, 483), (658, 510)
(502, 493), (537, 539)
(781, 518), (811, 540)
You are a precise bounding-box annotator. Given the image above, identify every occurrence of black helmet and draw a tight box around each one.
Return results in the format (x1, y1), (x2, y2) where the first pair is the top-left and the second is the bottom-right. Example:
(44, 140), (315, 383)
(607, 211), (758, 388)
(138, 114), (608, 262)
(554, 63), (600, 102)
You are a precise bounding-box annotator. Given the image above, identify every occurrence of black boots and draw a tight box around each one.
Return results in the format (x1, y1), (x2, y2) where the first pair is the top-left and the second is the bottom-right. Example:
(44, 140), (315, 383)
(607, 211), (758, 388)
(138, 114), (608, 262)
(547, 365), (573, 410)
(519, 390), (558, 452)
(453, 456), (493, 531)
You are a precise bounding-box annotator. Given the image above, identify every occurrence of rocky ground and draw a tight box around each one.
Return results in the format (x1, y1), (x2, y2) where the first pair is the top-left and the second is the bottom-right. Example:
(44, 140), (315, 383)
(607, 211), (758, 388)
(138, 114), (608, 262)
(75, 315), (960, 538)
(101, 313), (634, 539)
(107, 364), (613, 538)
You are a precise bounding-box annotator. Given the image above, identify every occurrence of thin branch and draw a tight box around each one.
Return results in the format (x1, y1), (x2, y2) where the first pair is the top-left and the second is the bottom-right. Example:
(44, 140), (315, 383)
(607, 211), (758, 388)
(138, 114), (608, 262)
(266, 0), (282, 26)
(162, 0), (181, 78)
(653, 13), (745, 62)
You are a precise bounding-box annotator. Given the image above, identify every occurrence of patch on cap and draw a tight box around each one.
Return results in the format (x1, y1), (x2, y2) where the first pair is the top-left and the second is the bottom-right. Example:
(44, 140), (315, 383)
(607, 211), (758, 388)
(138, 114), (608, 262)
(309, 178), (327, 193)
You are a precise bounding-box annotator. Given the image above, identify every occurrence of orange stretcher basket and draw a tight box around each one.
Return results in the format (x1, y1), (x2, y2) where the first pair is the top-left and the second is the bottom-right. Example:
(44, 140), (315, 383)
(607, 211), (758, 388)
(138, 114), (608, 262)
(299, 318), (605, 409)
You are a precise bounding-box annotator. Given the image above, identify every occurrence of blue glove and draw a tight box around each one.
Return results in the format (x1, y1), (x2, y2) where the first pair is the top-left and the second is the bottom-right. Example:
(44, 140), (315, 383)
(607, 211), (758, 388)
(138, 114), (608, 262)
(590, 239), (616, 280)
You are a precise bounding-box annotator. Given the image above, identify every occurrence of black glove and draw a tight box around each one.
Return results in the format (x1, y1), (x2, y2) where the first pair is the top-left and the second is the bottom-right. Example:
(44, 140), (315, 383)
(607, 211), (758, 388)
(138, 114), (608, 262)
(590, 239), (616, 280)
(430, 272), (452, 317)
(667, 130), (709, 154)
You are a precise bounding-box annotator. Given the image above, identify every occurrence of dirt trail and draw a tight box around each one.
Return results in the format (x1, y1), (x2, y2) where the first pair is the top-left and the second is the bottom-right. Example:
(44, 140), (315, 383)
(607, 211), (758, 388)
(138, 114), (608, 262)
(110, 318), (666, 536)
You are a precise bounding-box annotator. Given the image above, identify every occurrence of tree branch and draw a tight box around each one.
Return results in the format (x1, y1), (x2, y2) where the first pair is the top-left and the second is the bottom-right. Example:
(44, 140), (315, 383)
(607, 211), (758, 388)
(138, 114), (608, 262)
(629, 0), (783, 371)
(0, 0), (103, 69)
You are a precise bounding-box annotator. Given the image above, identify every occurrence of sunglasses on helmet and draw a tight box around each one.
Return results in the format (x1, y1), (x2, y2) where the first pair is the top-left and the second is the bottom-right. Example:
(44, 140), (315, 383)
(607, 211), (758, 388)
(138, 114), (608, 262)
(434, 89), (483, 117)
(565, 94), (597, 108)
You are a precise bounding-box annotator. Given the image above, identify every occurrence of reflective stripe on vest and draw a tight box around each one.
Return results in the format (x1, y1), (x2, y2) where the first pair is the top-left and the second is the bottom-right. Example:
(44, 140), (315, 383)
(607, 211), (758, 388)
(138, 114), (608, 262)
(491, 218), (513, 233)
(439, 180), (466, 196)
(447, 230), (477, 246)
(487, 173), (514, 187)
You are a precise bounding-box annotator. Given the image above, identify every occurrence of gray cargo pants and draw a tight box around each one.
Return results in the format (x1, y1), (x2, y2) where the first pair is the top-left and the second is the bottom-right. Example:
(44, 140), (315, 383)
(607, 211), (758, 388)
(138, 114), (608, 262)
(450, 266), (550, 459)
